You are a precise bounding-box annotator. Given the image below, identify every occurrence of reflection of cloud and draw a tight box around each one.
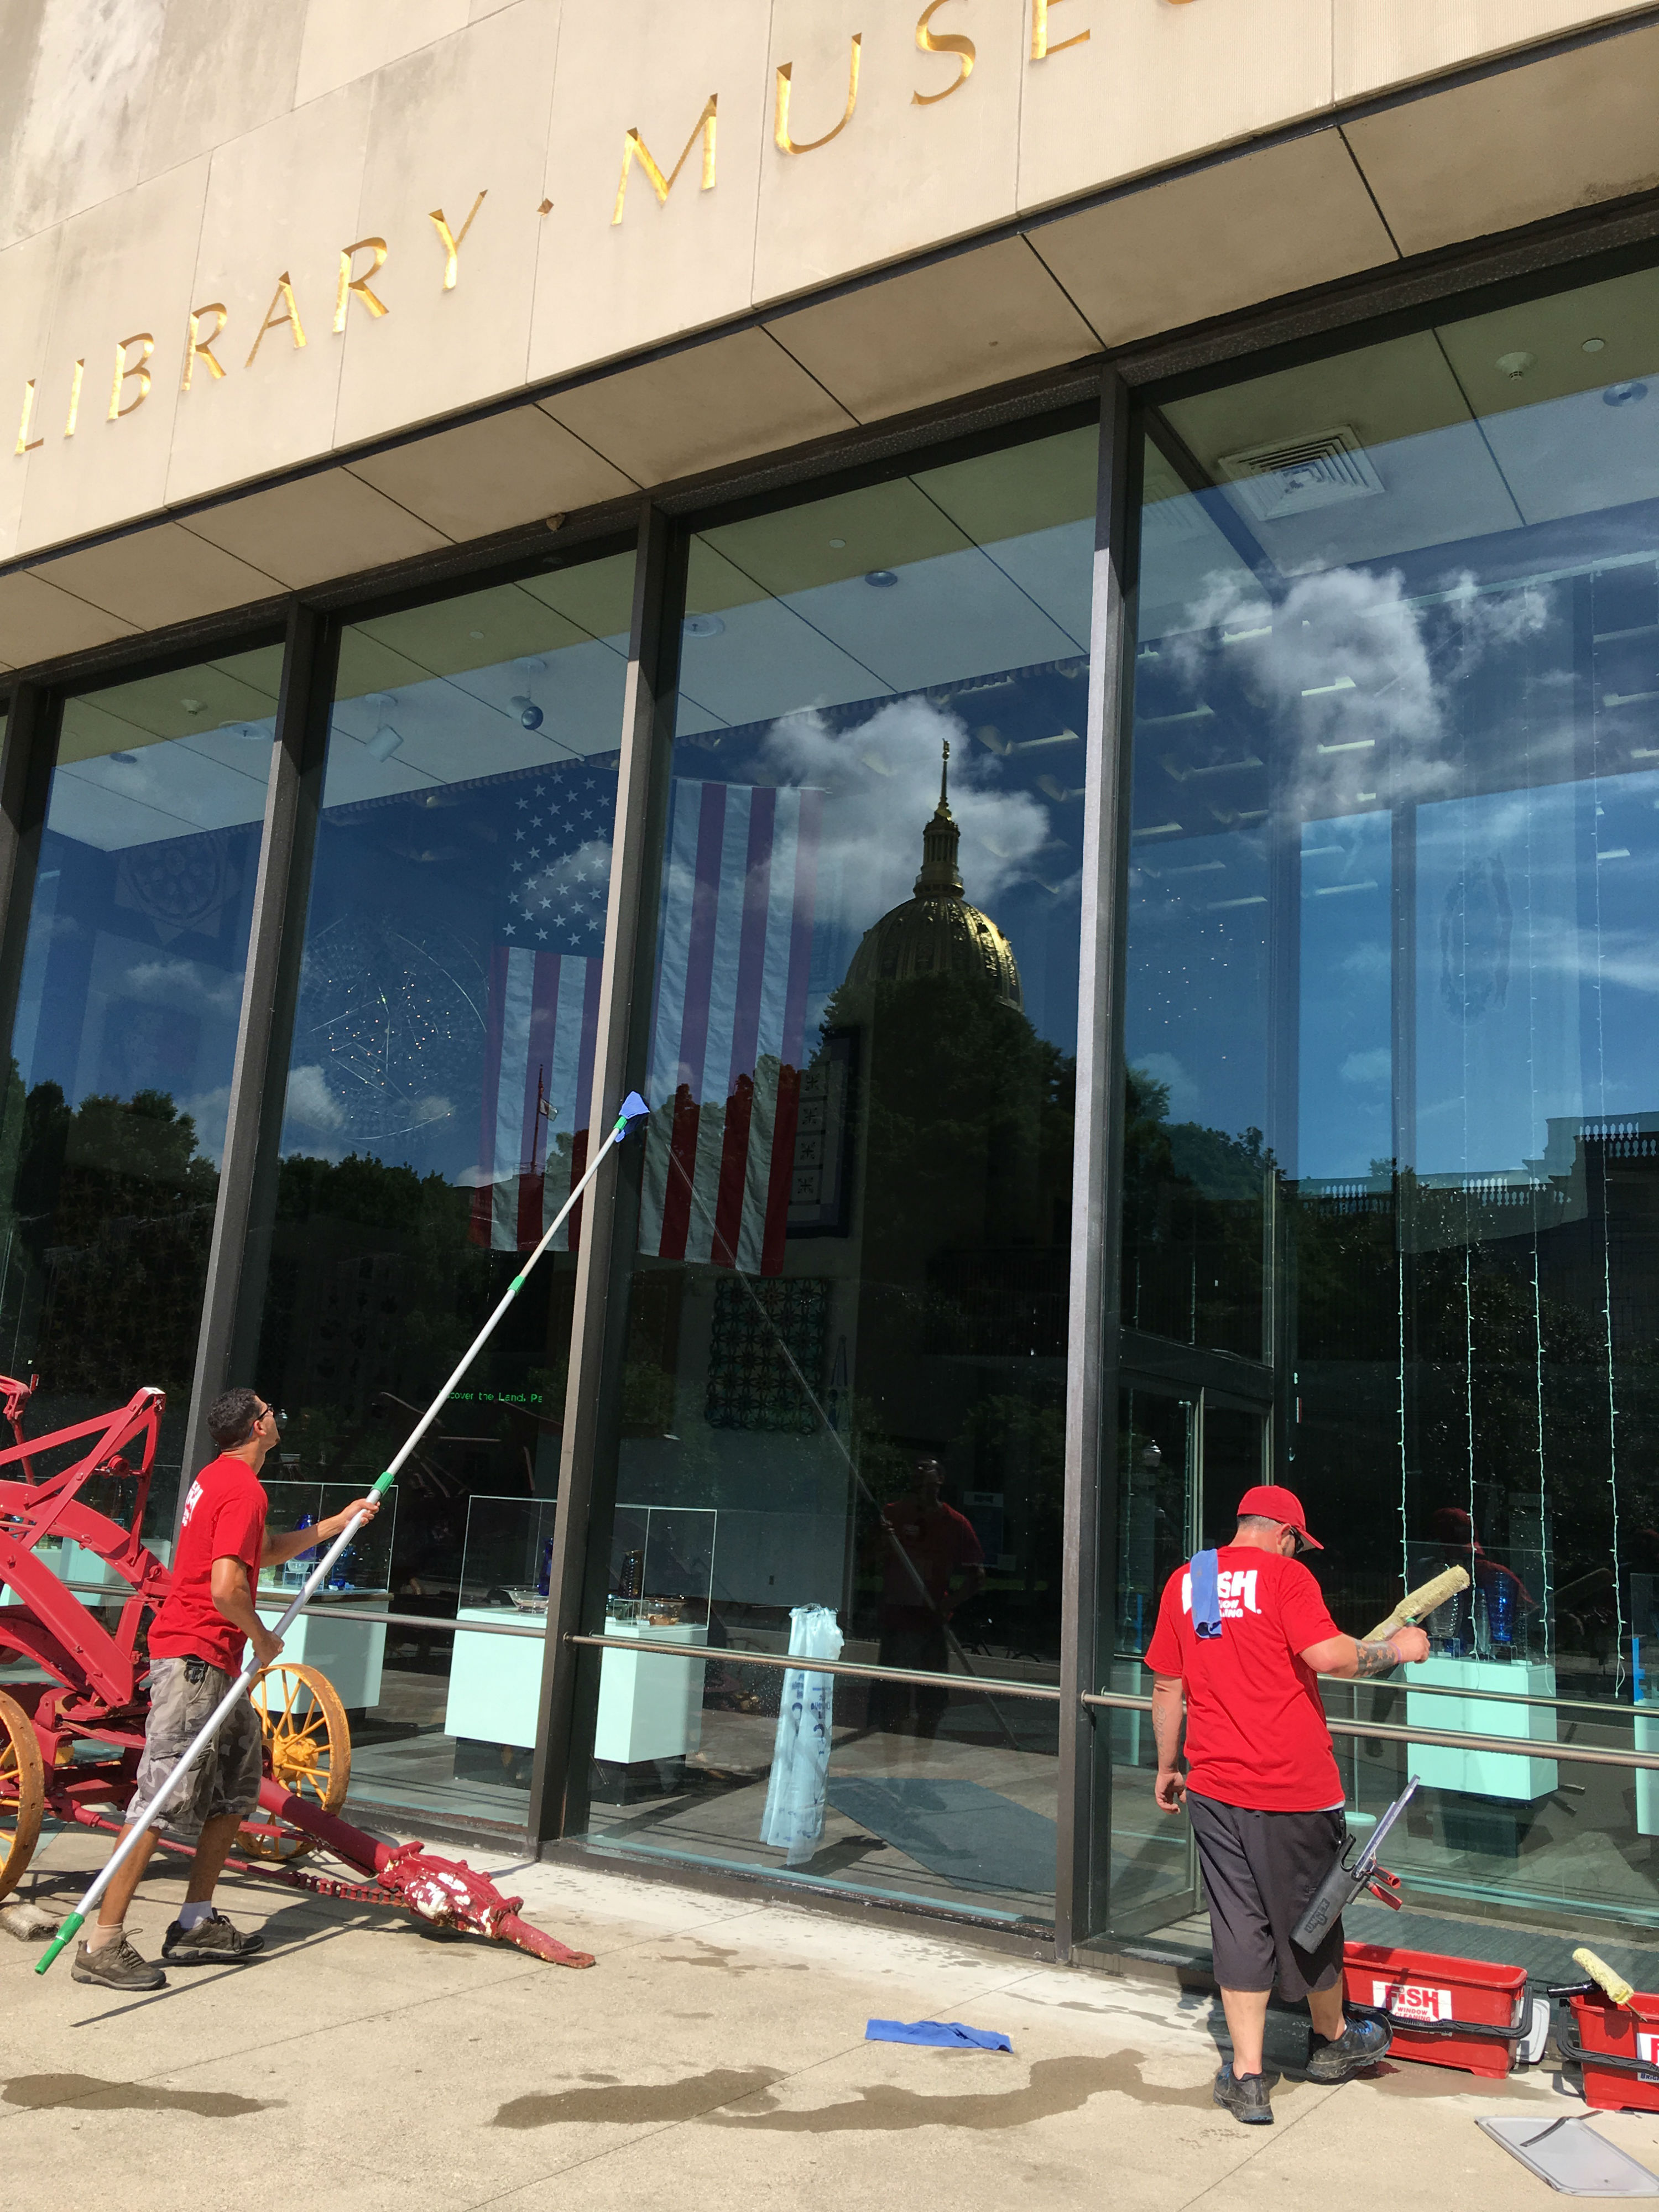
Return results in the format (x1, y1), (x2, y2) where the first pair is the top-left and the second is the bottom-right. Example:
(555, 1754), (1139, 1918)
(1134, 1051), (1200, 1119)
(285, 1064), (346, 1130)
(758, 698), (1050, 923)
(1171, 566), (1549, 821)
(124, 957), (243, 1020)
(179, 1084), (231, 1168)
(1340, 1047), (1392, 1087)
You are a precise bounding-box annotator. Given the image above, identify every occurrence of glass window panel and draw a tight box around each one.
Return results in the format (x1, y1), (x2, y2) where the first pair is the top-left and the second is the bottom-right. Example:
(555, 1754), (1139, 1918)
(573, 423), (1097, 1925)
(237, 555), (633, 1834)
(1121, 260), (1659, 1943)
(0, 651), (280, 1532)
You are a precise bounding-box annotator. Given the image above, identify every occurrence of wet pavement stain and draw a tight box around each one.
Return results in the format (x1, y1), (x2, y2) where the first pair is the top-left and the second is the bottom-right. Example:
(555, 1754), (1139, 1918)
(707, 2052), (1211, 2133)
(493, 2067), (786, 2129)
(3, 2073), (276, 2119)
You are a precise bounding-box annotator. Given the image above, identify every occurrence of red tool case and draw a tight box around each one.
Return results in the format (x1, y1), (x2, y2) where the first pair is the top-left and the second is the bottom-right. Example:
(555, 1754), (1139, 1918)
(1343, 1942), (1535, 2078)
(1558, 1989), (1659, 2114)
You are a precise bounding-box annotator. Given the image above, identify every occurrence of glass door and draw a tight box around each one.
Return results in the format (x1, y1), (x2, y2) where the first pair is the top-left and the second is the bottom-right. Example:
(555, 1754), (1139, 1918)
(1108, 1380), (1200, 1934)
(1106, 1380), (1270, 1940)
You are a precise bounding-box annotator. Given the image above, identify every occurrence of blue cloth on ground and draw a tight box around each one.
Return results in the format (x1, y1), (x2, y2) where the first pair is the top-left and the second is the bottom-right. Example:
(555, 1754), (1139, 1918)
(865, 2020), (1013, 2052)
(1190, 1548), (1222, 1639)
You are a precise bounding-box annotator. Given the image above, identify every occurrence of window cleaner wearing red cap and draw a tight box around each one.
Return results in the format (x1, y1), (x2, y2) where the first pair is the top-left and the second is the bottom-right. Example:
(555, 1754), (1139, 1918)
(1144, 1484), (1431, 2126)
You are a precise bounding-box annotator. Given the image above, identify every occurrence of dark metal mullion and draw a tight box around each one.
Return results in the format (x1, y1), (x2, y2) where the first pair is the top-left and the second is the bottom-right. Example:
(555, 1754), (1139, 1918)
(0, 684), (59, 1072)
(178, 604), (338, 1505)
(528, 503), (686, 1846)
(1055, 370), (1139, 1963)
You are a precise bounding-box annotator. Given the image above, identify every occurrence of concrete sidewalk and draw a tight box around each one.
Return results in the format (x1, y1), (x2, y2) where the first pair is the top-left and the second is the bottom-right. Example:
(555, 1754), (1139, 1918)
(5, 1828), (1658, 2211)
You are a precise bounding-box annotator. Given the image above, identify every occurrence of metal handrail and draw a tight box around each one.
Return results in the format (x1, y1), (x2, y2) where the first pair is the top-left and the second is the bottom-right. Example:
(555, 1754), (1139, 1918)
(1115, 1651), (1644, 1723)
(1080, 1687), (1659, 1770)
(565, 1631), (1063, 1699)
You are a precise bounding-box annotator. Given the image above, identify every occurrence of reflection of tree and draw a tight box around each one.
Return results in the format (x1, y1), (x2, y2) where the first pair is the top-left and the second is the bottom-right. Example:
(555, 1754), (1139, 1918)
(0, 1073), (218, 1399)
(1120, 1065), (1269, 1354)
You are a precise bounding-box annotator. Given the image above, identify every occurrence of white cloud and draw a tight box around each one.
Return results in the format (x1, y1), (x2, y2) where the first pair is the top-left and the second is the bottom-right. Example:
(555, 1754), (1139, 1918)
(284, 1064), (346, 1131)
(122, 956), (244, 1021)
(758, 696), (1051, 927)
(1340, 1047), (1392, 1087)
(1168, 565), (1550, 823)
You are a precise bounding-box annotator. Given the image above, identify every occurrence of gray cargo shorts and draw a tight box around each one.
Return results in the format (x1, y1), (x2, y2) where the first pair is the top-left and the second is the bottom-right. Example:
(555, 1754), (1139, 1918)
(127, 1656), (264, 1839)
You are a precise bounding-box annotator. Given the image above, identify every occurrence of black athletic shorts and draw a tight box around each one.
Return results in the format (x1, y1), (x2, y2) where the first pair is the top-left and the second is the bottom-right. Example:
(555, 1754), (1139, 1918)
(1186, 1791), (1346, 1999)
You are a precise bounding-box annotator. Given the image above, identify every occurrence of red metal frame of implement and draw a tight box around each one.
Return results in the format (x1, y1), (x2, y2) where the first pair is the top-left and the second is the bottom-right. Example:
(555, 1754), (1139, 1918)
(0, 1375), (592, 1968)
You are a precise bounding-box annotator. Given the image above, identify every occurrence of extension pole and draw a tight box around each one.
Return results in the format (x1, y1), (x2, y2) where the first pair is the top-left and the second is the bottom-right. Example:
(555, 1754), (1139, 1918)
(38, 1091), (649, 1975)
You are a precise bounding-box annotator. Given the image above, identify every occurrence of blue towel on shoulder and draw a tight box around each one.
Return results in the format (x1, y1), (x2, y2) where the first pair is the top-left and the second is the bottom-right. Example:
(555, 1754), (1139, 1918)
(1190, 1548), (1223, 1639)
(865, 2019), (1012, 2052)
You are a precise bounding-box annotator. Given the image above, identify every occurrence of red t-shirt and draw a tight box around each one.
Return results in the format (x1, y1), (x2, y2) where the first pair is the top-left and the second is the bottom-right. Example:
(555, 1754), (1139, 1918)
(149, 1454), (268, 1673)
(1142, 1546), (1343, 1813)
(880, 1499), (984, 1615)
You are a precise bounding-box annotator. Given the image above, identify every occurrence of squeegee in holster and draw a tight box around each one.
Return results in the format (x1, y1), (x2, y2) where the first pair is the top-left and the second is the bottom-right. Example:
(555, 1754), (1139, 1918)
(1290, 1776), (1419, 1951)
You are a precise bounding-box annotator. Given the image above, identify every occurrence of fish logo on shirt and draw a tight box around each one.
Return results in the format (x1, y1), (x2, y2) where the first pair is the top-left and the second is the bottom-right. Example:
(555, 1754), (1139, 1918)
(1181, 1568), (1259, 1619)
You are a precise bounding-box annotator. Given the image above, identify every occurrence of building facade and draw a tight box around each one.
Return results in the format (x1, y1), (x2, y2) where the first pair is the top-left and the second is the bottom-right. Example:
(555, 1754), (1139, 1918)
(2, 0), (1658, 1961)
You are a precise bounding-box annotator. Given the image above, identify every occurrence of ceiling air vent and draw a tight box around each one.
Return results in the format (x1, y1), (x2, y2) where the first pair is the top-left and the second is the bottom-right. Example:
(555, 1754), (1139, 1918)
(1217, 427), (1384, 521)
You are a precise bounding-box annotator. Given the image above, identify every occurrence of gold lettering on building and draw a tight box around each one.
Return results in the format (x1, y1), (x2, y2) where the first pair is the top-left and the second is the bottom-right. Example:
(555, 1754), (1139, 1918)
(182, 304), (228, 392)
(335, 237), (390, 332)
(612, 97), (718, 225)
(429, 191), (487, 290)
(247, 274), (307, 367)
(62, 358), (85, 438)
(1030, 0), (1088, 59)
(107, 333), (154, 421)
(914, 1), (974, 105)
(775, 35), (862, 154)
(14, 380), (41, 456)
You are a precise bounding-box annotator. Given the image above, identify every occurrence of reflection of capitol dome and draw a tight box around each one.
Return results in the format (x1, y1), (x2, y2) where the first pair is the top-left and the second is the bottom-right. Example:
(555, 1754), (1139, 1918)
(842, 742), (1022, 1010)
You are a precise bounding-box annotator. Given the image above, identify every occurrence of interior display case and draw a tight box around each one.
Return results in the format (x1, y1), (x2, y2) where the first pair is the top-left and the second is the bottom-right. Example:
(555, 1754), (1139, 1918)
(253, 1480), (399, 1712)
(445, 1498), (718, 1772)
(1404, 1541), (1557, 1807)
(445, 1494), (561, 1752)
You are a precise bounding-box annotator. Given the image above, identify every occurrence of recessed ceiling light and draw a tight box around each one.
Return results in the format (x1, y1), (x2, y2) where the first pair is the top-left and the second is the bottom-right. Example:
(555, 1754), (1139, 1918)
(469, 630), (485, 640)
(110, 751), (138, 765)
(682, 614), (724, 639)
(829, 538), (846, 549)
(1495, 351), (1536, 380)
(180, 697), (204, 714)
(865, 570), (898, 588)
(1605, 382), (1649, 409)
(1583, 337), (1606, 354)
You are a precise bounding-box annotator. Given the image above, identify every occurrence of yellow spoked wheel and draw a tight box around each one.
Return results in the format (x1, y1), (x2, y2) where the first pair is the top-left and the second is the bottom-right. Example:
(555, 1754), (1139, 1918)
(243, 1663), (351, 1863)
(0, 1688), (44, 1902)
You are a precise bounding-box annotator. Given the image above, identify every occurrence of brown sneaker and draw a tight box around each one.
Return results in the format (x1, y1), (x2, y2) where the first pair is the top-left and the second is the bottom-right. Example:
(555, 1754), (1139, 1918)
(161, 1911), (264, 1964)
(71, 1934), (166, 1991)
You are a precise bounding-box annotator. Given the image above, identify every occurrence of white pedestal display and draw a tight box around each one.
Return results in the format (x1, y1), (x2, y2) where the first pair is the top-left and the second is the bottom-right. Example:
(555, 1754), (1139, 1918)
(444, 1607), (546, 1748)
(254, 1590), (388, 1710)
(593, 1620), (708, 1765)
(1407, 1655), (1558, 1801)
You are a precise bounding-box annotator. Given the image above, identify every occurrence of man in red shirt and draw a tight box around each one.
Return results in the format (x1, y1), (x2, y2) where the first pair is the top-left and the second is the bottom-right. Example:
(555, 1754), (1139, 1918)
(872, 1457), (985, 1738)
(1145, 1484), (1430, 2126)
(72, 1387), (378, 1993)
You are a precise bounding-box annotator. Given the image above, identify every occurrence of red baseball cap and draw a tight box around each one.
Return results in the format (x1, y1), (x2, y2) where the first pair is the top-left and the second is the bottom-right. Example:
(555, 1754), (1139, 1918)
(1237, 1484), (1322, 1551)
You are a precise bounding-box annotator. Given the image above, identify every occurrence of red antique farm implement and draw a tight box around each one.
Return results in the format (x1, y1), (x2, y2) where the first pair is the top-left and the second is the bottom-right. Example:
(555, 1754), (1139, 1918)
(0, 1375), (590, 1966)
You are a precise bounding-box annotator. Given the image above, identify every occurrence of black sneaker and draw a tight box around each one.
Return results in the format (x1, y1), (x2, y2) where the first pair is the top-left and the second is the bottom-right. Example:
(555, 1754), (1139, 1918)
(161, 1911), (264, 1964)
(71, 1934), (166, 1991)
(1213, 2063), (1274, 2124)
(1305, 2013), (1392, 2083)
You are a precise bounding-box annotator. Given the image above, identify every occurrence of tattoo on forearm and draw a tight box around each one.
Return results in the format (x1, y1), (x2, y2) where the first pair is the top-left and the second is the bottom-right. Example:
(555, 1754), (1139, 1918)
(1151, 1691), (1184, 1767)
(1353, 1638), (1401, 1678)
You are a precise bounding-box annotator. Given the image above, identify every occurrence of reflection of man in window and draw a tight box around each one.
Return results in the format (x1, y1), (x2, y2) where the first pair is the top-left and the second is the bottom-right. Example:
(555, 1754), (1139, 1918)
(873, 1457), (985, 1739)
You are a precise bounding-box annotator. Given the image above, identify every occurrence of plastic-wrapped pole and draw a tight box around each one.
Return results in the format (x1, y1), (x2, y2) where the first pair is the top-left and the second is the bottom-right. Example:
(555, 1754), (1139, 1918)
(37, 1091), (649, 1975)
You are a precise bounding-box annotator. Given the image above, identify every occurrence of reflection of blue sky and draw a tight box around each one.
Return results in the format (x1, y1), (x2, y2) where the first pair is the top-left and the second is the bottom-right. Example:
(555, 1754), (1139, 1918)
(1124, 823), (1269, 1144)
(1417, 770), (1659, 1177)
(1299, 813), (1391, 1181)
